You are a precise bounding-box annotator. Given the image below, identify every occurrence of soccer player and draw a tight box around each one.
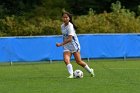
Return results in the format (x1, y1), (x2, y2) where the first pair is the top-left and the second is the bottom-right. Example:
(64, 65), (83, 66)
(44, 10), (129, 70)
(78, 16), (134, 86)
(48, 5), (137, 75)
(56, 11), (95, 78)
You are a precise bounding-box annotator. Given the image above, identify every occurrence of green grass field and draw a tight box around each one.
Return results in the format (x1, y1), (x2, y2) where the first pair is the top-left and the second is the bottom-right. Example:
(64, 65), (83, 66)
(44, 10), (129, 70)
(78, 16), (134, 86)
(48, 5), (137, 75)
(0, 59), (140, 93)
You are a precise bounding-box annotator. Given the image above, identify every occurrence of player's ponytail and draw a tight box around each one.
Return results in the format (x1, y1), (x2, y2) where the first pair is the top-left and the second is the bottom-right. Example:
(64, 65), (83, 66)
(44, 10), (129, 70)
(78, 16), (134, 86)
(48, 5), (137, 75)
(62, 11), (77, 30)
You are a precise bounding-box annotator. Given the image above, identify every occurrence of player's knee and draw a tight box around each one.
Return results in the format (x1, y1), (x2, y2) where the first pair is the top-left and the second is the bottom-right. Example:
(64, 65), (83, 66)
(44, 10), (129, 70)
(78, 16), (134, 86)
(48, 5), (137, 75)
(64, 58), (70, 64)
(76, 60), (82, 65)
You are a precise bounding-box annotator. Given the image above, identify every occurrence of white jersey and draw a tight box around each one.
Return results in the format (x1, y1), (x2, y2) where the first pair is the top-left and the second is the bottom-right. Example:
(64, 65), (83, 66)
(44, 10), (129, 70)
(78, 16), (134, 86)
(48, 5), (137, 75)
(61, 22), (80, 53)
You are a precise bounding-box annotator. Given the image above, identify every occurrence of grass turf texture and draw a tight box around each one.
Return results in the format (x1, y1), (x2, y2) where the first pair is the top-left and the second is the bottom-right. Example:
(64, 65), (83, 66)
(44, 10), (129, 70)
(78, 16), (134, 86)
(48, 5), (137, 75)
(0, 59), (140, 93)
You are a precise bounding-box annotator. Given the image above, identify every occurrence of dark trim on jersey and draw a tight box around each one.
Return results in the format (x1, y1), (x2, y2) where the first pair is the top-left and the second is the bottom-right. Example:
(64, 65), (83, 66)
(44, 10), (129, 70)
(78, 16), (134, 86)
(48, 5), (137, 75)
(72, 36), (79, 50)
(77, 47), (80, 52)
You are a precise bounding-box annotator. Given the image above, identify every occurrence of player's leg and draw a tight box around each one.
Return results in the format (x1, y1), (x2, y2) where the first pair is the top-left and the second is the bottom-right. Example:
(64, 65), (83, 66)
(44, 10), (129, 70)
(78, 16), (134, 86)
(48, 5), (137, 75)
(63, 51), (73, 78)
(73, 52), (95, 77)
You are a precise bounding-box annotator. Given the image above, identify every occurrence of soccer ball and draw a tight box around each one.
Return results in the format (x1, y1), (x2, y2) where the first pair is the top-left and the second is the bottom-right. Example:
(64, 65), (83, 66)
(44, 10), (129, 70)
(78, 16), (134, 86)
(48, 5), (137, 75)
(73, 69), (83, 78)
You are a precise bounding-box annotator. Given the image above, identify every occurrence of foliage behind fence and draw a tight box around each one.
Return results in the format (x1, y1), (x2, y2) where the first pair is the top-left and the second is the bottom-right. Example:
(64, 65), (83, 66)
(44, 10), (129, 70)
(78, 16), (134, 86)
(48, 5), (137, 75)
(0, 1), (140, 36)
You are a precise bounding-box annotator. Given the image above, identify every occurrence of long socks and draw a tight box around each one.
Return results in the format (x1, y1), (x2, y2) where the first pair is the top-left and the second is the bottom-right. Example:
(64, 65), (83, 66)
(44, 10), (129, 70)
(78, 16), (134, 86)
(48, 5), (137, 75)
(66, 64), (73, 75)
(84, 64), (92, 73)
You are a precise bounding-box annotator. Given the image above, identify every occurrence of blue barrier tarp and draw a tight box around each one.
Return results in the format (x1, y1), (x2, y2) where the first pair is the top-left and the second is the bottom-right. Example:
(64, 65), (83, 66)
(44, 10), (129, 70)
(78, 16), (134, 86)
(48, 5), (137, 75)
(0, 34), (140, 62)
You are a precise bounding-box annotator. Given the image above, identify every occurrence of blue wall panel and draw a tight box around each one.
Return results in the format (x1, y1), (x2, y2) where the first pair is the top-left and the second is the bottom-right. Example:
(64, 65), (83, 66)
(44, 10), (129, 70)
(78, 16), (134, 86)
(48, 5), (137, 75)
(0, 34), (140, 62)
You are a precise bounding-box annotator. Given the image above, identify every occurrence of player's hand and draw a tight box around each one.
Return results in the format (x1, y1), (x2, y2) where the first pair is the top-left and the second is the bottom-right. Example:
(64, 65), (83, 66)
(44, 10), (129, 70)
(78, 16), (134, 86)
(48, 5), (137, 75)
(56, 43), (62, 47)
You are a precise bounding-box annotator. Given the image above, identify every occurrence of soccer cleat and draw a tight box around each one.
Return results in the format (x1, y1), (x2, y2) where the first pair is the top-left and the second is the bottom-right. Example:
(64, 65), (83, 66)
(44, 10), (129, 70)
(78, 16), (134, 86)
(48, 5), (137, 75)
(90, 68), (95, 77)
(67, 74), (74, 79)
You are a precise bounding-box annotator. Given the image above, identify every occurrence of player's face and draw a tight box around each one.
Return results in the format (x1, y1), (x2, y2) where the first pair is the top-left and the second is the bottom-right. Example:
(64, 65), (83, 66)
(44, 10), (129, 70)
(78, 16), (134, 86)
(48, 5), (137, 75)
(62, 14), (70, 24)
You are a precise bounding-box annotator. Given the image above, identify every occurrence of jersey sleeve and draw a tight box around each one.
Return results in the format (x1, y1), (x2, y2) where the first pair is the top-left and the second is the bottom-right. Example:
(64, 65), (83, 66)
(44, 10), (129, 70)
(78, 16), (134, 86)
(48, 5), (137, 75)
(67, 24), (75, 36)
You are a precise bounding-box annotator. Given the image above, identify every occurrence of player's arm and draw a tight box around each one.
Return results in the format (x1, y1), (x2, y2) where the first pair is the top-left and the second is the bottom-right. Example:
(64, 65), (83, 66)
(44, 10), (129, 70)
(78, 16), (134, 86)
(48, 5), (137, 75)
(56, 35), (72, 47)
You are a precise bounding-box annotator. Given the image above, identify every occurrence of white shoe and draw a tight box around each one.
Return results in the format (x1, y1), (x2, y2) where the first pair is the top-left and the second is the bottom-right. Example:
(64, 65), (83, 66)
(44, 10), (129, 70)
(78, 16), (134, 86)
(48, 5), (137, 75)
(67, 74), (74, 79)
(90, 68), (95, 77)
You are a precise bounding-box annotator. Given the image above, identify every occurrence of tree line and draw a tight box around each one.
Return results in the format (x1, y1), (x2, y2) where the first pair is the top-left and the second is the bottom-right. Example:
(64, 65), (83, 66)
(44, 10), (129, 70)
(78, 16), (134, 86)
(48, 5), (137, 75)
(0, 0), (140, 36)
(0, 0), (140, 18)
